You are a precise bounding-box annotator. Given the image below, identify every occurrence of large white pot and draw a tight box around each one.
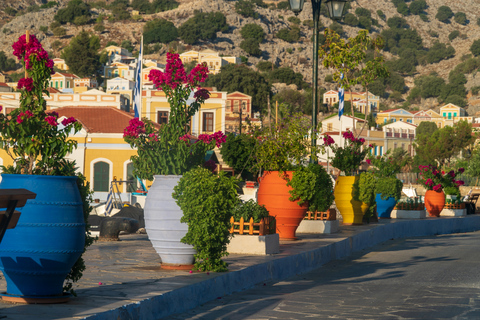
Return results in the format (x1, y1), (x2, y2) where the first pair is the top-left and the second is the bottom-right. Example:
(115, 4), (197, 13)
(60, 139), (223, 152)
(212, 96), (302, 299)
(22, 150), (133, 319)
(144, 175), (195, 268)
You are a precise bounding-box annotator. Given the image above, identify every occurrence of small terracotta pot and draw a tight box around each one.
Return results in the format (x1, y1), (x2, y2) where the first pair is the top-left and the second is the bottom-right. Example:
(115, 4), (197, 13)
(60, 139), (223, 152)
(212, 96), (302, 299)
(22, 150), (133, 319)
(425, 189), (445, 217)
(257, 171), (308, 240)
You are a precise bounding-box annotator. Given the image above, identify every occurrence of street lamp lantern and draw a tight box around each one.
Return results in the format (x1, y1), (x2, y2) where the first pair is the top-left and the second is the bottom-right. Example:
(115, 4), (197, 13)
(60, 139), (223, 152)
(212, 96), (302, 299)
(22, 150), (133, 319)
(325, 0), (347, 20)
(289, 0), (305, 15)
(288, 0), (346, 162)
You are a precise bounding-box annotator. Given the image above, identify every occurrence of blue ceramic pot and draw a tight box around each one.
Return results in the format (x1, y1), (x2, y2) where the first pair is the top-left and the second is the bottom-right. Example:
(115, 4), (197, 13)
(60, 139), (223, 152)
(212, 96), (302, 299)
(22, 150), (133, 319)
(0, 174), (85, 297)
(375, 193), (397, 219)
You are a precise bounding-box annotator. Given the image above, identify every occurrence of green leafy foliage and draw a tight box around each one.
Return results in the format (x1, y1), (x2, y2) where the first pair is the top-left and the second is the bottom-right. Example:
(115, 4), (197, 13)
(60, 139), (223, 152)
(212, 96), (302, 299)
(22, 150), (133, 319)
(287, 16), (301, 25)
(269, 67), (307, 89)
(0, 51), (17, 72)
(426, 42), (455, 64)
(178, 11), (228, 44)
(409, 0), (426, 15)
(235, 0), (258, 18)
(377, 10), (386, 21)
(276, 26), (300, 43)
(375, 177), (403, 200)
(54, 0), (91, 25)
(471, 39), (480, 57)
(357, 171), (376, 205)
(253, 113), (318, 171)
(143, 19), (178, 44)
(256, 60), (276, 72)
(5, 7), (17, 16)
(173, 168), (239, 272)
(232, 199), (269, 223)
(131, 0), (179, 13)
(240, 38), (262, 56)
(61, 31), (101, 78)
(220, 133), (258, 180)
(449, 30), (460, 41)
(454, 12), (467, 25)
(277, 1), (289, 9)
(436, 5), (454, 23)
(344, 13), (359, 27)
(203, 64), (271, 113)
(287, 163), (334, 212)
(240, 23), (265, 42)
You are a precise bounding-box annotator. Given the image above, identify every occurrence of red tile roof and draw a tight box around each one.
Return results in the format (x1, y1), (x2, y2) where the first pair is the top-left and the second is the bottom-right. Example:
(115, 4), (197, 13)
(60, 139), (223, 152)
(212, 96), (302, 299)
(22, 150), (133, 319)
(54, 106), (136, 134)
(0, 82), (9, 87)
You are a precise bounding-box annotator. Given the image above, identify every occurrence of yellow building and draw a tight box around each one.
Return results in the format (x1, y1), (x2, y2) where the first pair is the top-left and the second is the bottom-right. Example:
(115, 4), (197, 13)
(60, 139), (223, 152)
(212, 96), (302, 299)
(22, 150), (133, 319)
(376, 108), (414, 125)
(53, 58), (68, 71)
(49, 72), (80, 91)
(179, 50), (241, 75)
(140, 89), (226, 134)
(104, 62), (135, 80)
(323, 90), (380, 114)
(411, 109), (444, 127)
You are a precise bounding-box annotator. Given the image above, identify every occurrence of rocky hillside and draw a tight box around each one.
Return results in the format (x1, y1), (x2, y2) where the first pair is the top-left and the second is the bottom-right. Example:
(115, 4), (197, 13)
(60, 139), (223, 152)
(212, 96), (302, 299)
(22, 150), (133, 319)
(1, 0), (480, 113)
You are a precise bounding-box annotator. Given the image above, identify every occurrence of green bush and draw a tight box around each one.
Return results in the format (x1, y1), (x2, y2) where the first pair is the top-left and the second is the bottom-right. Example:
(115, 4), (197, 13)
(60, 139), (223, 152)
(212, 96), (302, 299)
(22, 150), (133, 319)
(40, 1), (58, 9)
(302, 19), (314, 28)
(449, 30), (460, 41)
(396, 2), (410, 16)
(232, 200), (269, 223)
(5, 7), (17, 16)
(52, 26), (67, 37)
(478, 17), (480, 27)
(471, 86), (480, 95)
(355, 7), (371, 18)
(73, 15), (91, 25)
(144, 19), (178, 44)
(419, 14), (428, 22)
(269, 67), (306, 89)
(358, 16), (372, 30)
(343, 13), (359, 27)
(173, 168), (239, 272)
(324, 74), (334, 83)
(276, 26), (300, 43)
(94, 23), (105, 32)
(387, 16), (408, 29)
(151, 0), (179, 12)
(178, 11), (228, 44)
(426, 42), (455, 64)
(240, 38), (262, 56)
(409, 0), (426, 15)
(328, 22), (343, 36)
(287, 16), (300, 24)
(454, 12), (467, 25)
(377, 10), (386, 21)
(287, 163), (334, 212)
(277, 1), (289, 9)
(257, 60), (276, 72)
(376, 177), (403, 200)
(436, 5), (453, 23)
(240, 23), (265, 42)
(220, 133), (258, 180)
(235, 0), (258, 18)
(27, 4), (40, 12)
(54, 0), (91, 24)
(39, 26), (48, 33)
(240, 56), (248, 63)
(471, 39), (480, 56)
(428, 30), (439, 38)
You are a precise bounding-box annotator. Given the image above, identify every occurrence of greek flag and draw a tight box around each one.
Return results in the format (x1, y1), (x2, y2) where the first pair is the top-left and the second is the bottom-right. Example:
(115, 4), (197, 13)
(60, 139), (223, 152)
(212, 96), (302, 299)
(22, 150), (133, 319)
(338, 73), (344, 120)
(133, 38), (143, 118)
(105, 185), (113, 216)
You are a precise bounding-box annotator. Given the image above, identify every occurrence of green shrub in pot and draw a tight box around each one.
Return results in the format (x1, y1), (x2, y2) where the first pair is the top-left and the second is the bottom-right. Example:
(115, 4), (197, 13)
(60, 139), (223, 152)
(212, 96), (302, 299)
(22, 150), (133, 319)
(173, 167), (240, 272)
(286, 163), (334, 212)
(375, 176), (403, 201)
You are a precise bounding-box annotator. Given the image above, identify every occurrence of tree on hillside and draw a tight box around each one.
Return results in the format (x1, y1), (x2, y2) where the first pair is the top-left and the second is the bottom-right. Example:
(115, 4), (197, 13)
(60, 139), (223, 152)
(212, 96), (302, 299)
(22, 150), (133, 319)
(54, 0), (91, 25)
(61, 31), (101, 79)
(143, 19), (178, 44)
(454, 12), (467, 25)
(471, 40), (480, 57)
(436, 5), (454, 23)
(203, 64), (271, 114)
(0, 51), (17, 72)
(240, 24), (265, 42)
(416, 121), (438, 137)
(409, 0), (427, 15)
(178, 11), (228, 45)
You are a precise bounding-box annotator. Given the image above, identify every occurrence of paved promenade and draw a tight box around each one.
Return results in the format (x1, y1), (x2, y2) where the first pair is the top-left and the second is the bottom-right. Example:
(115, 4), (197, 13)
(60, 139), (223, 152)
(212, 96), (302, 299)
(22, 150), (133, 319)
(0, 215), (480, 320)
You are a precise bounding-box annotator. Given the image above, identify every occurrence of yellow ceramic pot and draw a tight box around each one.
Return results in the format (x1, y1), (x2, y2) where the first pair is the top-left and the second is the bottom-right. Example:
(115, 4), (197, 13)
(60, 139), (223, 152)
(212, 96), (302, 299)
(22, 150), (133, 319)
(334, 176), (363, 225)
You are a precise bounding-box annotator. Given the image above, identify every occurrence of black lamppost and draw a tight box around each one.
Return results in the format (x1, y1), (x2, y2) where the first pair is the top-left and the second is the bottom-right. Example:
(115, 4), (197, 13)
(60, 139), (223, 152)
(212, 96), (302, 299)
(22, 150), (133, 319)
(289, 0), (347, 162)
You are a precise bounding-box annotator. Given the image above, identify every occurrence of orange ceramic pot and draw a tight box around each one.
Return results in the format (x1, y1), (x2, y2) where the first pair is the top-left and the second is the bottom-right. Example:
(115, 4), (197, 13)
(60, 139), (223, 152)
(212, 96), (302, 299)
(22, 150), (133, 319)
(257, 171), (308, 240)
(425, 189), (445, 217)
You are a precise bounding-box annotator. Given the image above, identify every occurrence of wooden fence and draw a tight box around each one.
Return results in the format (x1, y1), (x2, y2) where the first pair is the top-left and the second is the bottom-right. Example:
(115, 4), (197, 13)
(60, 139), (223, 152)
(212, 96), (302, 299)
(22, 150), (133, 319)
(229, 216), (276, 236)
(304, 209), (336, 221)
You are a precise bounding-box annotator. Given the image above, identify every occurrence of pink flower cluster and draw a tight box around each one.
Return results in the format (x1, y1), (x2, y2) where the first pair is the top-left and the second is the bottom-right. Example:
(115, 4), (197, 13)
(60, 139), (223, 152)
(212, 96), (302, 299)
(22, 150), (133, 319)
(418, 165), (465, 191)
(179, 134), (195, 144)
(61, 117), (77, 126)
(124, 118), (145, 138)
(148, 133), (159, 142)
(12, 34), (54, 74)
(16, 110), (33, 124)
(17, 77), (33, 92)
(342, 131), (365, 144)
(323, 135), (335, 146)
(148, 52), (210, 91)
(45, 115), (58, 126)
(198, 131), (226, 148)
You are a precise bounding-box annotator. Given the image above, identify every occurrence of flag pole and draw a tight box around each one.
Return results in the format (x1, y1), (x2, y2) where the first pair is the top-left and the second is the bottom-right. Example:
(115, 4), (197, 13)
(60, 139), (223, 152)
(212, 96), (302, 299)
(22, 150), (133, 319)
(138, 35), (143, 118)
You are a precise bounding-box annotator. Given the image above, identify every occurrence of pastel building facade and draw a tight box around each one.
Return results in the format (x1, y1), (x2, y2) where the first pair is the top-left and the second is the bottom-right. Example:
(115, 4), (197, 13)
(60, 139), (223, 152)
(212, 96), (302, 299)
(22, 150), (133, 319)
(323, 90), (380, 114)
(179, 50), (241, 75)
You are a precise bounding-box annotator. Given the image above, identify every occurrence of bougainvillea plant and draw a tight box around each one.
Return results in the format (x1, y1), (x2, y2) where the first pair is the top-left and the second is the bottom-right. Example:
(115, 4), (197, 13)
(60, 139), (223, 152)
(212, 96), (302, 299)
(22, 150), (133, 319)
(323, 131), (372, 175)
(124, 52), (226, 179)
(417, 165), (464, 192)
(0, 34), (82, 175)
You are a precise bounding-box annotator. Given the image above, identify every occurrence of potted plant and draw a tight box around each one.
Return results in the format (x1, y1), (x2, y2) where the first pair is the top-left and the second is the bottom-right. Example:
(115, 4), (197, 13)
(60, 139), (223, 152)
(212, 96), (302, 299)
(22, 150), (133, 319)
(220, 131), (258, 182)
(172, 167), (239, 272)
(393, 197), (426, 219)
(367, 152), (404, 219)
(323, 131), (373, 225)
(232, 199), (270, 227)
(0, 33), (93, 301)
(417, 165), (465, 217)
(124, 52), (226, 269)
(444, 186), (461, 201)
(357, 171), (376, 222)
(252, 113), (323, 240)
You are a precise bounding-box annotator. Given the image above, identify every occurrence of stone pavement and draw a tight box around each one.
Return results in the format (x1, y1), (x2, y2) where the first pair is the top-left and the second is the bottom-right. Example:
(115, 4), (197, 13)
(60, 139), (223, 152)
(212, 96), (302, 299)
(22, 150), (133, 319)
(0, 215), (480, 320)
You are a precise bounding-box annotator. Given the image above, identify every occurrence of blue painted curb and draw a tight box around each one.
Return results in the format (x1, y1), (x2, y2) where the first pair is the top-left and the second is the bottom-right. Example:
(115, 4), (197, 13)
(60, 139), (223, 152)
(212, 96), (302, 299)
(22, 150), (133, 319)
(82, 215), (480, 320)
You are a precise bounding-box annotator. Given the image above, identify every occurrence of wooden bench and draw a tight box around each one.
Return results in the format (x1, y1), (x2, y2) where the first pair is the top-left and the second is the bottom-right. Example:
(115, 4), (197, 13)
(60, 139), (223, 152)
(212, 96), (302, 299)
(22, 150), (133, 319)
(465, 193), (480, 215)
(0, 189), (37, 244)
